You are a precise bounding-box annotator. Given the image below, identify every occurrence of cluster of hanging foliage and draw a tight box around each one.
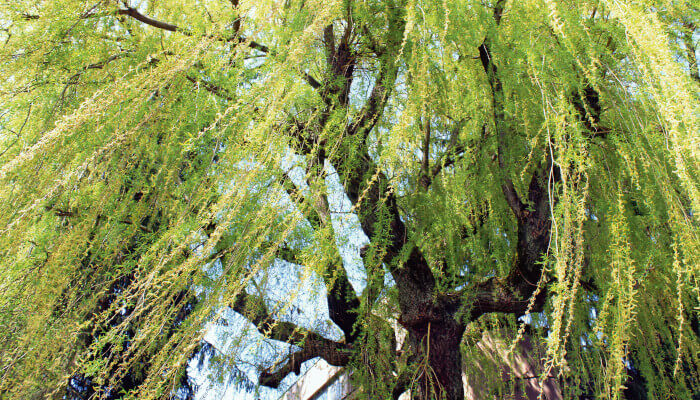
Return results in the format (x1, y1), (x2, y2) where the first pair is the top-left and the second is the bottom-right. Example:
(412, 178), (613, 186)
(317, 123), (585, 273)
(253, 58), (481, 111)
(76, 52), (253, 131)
(0, 0), (698, 399)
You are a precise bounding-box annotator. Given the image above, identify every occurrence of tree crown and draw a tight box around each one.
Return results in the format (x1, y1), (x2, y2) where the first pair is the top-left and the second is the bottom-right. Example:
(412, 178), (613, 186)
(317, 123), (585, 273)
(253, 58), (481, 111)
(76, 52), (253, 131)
(0, 0), (698, 399)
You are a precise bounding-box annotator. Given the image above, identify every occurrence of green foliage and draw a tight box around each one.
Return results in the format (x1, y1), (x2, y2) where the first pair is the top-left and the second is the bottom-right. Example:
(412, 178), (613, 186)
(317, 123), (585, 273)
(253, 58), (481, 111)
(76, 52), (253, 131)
(0, 0), (698, 399)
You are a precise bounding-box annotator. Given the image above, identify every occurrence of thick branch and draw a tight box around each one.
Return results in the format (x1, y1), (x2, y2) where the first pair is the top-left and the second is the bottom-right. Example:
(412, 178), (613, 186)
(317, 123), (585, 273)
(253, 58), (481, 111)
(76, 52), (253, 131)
(320, 22), (355, 106)
(303, 72), (322, 90)
(324, 259), (361, 342)
(323, 24), (336, 67)
(347, 61), (397, 143)
(230, 291), (331, 346)
(117, 7), (179, 32)
(258, 340), (351, 388)
(467, 275), (547, 321)
(327, 14), (439, 324)
(229, 290), (351, 388)
(230, 0), (241, 37)
(258, 236), (361, 343)
(276, 124), (361, 345)
(462, 164), (554, 321)
(478, 0), (526, 221)
(278, 171), (324, 229)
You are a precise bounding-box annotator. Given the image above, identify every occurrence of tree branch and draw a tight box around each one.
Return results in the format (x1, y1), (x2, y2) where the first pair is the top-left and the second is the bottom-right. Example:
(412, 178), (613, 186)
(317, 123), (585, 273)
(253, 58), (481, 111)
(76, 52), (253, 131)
(258, 340), (351, 388)
(460, 2), (561, 317)
(466, 275), (547, 321)
(116, 7), (269, 52)
(230, 290), (331, 346)
(57, 52), (127, 105)
(682, 22), (700, 83)
(478, 0), (526, 221)
(230, 0), (241, 37)
(325, 13), (439, 325)
(185, 75), (233, 101)
(303, 72), (322, 90)
(273, 119), (363, 344)
(461, 163), (555, 322)
(347, 61), (397, 143)
(228, 289), (351, 388)
(277, 171), (324, 229)
(324, 258), (361, 342)
(117, 7), (179, 32)
(276, 170), (361, 342)
(421, 119), (469, 189)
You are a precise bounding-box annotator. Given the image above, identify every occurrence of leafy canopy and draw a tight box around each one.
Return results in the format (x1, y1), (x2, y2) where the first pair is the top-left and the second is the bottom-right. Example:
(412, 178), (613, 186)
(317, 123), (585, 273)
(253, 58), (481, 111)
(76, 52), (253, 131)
(0, 0), (698, 399)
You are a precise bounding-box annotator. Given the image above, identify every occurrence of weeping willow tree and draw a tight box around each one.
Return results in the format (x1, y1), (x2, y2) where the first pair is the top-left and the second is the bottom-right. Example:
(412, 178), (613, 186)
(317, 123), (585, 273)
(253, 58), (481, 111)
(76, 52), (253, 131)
(0, 0), (698, 399)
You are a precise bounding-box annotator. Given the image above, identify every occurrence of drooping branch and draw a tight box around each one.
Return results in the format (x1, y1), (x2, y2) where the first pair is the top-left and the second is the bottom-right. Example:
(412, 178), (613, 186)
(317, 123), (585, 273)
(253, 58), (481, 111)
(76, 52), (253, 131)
(208, 202), (356, 346)
(478, 0), (525, 221)
(116, 7), (269, 52)
(682, 22), (700, 83)
(185, 75), (233, 101)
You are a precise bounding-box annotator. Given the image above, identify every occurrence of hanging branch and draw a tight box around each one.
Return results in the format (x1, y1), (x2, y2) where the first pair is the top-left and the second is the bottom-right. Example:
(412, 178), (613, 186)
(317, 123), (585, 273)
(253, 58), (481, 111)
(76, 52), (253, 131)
(185, 75), (233, 101)
(116, 6), (269, 52)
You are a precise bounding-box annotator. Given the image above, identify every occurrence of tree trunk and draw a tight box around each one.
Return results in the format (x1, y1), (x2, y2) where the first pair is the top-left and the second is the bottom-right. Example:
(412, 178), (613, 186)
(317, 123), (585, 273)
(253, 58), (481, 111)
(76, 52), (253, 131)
(400, 296), (466, 400)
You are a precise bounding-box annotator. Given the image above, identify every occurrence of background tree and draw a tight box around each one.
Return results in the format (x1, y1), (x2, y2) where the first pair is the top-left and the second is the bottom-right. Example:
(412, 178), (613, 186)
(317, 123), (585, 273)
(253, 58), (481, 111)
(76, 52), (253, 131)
(0, 0), (698, 399)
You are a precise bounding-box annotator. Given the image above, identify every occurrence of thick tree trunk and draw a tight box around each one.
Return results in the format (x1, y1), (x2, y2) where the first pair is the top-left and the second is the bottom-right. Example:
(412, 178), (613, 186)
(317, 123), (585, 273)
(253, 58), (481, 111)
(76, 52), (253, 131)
(407, 318), (466, 400)
(398, 283), (466, 400)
